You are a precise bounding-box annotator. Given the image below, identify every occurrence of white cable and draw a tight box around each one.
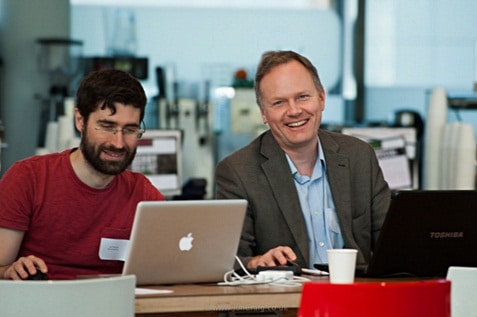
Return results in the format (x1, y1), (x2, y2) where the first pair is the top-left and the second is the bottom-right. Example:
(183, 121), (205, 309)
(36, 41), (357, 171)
(234, 255), (255, 278)
(218, 256), (311, 287)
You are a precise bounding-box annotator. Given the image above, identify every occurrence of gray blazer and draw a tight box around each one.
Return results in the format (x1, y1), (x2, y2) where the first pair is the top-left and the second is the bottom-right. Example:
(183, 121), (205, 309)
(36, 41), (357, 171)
(215, 129), (391, 267)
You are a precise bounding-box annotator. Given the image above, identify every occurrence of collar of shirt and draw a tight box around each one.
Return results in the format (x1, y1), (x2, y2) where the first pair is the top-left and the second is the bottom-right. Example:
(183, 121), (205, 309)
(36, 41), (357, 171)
(285, 138), (326, 181)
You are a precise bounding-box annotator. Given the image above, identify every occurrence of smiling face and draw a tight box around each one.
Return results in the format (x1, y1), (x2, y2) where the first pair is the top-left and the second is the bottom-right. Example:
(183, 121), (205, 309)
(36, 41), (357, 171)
(76, 102), (141, 175)
(259, 60), (325, 153)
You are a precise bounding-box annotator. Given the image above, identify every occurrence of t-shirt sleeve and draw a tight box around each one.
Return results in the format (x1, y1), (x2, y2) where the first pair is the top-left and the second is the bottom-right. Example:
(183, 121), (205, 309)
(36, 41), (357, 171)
(140, 175), (166, 201)
(0, 161), (36, 231)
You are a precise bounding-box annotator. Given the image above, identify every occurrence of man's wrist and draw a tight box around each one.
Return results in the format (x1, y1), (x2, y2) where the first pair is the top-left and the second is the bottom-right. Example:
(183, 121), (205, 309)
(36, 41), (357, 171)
(0, 265), (10, 279)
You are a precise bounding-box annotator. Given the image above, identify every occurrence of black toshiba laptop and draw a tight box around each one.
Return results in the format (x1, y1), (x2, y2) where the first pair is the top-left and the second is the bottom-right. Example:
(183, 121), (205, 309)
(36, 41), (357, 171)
(315, 190), (477, 278)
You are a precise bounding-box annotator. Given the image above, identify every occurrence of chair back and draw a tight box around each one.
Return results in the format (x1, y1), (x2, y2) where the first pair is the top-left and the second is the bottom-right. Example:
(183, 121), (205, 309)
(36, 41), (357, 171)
(0, 275), (136, 317)
(446, 266), (477, 317)
(298, 279), (450, 317)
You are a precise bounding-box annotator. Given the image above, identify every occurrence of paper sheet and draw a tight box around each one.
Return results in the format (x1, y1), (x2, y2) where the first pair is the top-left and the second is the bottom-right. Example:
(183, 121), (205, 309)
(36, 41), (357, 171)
(135, 288), (174, 295)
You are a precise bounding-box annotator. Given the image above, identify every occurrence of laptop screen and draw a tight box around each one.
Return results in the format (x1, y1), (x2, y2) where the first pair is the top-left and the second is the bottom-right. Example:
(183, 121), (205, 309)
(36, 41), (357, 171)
(366, 190), (477, 278)
(122, 199), (247, 285)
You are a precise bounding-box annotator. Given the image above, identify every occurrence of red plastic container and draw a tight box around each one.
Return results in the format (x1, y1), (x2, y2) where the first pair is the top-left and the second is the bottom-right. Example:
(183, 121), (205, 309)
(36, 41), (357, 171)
(298, 280), (450, 317)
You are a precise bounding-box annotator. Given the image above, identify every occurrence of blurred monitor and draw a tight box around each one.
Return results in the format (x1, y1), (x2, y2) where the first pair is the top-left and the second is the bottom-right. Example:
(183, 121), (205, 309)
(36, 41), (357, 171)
(341, 127), (418, 191)
(130, 129), (182, 197)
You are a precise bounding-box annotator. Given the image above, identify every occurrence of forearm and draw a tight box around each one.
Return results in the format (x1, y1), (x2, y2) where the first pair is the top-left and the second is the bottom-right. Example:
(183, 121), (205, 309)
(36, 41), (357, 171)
(0, 227), (25, 279)
(0, 264), (11, 279)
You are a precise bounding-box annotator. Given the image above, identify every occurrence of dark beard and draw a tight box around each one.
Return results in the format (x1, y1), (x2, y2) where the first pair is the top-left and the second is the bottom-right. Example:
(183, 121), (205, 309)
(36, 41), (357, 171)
(80, 132), (136, 175)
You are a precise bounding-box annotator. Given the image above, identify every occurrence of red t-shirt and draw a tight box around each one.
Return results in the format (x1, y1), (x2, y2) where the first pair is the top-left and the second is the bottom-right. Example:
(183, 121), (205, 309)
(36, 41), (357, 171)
(0, 148), (165, 279)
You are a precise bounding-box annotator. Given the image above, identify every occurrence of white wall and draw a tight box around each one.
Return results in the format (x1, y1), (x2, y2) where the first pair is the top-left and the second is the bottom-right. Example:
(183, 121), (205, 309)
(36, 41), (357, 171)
(70, 5), (344, 122)
(365, 0), (477, 127)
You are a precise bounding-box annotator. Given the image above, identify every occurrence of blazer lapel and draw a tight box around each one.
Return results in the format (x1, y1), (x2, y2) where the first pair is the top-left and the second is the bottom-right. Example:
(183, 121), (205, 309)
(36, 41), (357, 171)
(319, 131), (354, 245)
(259, 131), (310, 262)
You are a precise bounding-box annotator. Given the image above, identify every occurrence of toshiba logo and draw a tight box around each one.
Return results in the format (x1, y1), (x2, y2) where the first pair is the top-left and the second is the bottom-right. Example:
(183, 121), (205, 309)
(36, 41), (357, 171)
(429, 232), (464, 238)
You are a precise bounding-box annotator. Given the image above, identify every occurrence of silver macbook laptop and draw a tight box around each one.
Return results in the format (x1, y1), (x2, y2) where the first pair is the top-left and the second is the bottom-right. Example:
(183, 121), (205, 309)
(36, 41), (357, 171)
(122, 199), (247, 285)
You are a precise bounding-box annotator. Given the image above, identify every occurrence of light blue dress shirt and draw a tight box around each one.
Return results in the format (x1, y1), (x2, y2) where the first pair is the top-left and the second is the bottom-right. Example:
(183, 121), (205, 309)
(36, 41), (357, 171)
(285, 139), (344, 268)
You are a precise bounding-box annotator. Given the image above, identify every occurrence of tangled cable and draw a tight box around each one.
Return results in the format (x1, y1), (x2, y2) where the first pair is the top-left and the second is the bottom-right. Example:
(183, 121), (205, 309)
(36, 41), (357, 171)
(217, 256), (310, 287)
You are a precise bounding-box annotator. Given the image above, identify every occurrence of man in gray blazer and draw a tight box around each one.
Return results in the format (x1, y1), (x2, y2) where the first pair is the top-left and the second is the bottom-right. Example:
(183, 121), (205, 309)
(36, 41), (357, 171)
(215, 51), (391, 270)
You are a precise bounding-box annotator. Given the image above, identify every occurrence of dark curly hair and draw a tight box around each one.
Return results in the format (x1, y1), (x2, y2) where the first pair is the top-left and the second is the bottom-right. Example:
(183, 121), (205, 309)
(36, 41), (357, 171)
(75, 68), (147, 124)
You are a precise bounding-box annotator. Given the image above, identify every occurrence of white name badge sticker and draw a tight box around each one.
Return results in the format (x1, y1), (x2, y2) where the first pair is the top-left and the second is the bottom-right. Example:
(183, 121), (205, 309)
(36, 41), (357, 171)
(99, 238), (130, 261)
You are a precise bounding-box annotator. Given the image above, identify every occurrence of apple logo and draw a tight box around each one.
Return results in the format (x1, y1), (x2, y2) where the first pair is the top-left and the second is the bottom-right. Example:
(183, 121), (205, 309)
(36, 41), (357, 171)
(179, 232), (194, 251)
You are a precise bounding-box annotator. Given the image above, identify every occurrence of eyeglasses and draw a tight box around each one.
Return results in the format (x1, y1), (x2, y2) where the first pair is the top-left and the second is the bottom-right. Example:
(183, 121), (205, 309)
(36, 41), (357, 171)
(94, 122), (146, 139)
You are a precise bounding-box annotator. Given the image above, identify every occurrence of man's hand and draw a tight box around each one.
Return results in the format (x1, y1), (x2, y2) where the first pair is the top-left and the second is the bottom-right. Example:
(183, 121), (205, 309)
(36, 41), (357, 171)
(246, 246), (297, 270)
(2, 255), (48, 280)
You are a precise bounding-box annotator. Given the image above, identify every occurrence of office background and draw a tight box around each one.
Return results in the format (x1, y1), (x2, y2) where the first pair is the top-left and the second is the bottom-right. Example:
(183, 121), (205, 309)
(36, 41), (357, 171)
(1, 0), (477, 185)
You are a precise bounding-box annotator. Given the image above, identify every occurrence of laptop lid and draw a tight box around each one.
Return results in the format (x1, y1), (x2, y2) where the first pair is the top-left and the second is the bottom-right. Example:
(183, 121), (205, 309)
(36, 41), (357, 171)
(365, 190), (477, 278)
(122, 199), (247, 285)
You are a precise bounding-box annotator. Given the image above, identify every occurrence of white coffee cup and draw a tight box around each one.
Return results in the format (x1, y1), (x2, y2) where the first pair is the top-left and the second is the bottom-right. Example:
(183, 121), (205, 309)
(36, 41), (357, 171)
(326, 249), (358, 284)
